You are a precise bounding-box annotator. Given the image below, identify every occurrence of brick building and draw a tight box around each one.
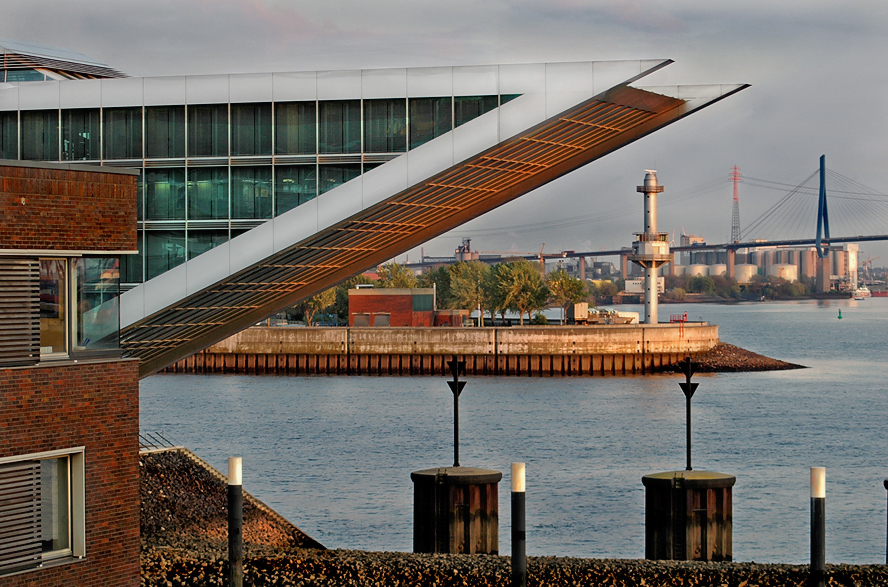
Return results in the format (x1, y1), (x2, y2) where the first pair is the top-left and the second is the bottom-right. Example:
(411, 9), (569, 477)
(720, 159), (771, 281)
(0, 160), (140, 586)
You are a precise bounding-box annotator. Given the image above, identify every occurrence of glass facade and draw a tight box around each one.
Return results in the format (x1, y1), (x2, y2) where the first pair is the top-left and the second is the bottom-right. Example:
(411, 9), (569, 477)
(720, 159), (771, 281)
(72, 257), (120, 351)
(1, 92), (514, 284)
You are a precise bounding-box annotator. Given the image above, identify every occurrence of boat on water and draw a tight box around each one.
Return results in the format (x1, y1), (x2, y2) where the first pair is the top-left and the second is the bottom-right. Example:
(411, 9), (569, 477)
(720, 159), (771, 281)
(853, 285), (872, 298)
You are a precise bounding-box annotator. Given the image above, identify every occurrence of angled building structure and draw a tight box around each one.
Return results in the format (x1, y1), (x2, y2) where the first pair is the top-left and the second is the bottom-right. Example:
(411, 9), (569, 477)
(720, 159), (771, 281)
(0, 40), (748, 376)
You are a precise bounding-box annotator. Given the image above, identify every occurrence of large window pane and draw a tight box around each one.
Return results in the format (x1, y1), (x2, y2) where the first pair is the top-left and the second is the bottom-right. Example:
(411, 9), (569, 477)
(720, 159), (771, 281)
(319, 164), (361, 195)
(187, 167), (229, 220)
(275, 102), (315, 155)
(72, 257), (120, 351)
(188, 104), (228, 157)
(61, 109), (100, 161)
(231, 166), (272, 219)
(145, 168), (186, 220)
(7, 69), (45, 82)
(39, 259), (66, 355)
(187, 229), (228, 260)
(275, 165), (316, 214)
(0, 111), (16, 159)
(409, 97), (452, 149)
(40, 457), (70, 555)
(146, 230), (185, 279)
(231, 103), (271, 156)
(120, 232), (144, 284)
(364, 98), (406, 153)
(146, 106), (185, 158)
(21, 110), (58, 161)
(454, 95), (498, 128)
(103, 107), (142, 159)
(319, 100), (360, 154)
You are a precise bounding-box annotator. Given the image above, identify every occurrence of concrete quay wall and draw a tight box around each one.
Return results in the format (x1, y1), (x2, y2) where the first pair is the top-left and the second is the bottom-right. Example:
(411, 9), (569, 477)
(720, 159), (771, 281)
(164, 323), (718, 376)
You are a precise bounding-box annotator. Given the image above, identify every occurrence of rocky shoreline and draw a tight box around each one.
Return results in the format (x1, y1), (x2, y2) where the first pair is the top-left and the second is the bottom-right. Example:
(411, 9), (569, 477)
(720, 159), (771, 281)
(671, 342), (806, 372)
(140, 450), (887, 587)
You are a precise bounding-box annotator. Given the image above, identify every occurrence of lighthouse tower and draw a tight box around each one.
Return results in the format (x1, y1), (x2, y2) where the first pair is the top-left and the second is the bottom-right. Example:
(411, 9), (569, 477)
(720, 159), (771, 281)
(629, 170), (672, 324)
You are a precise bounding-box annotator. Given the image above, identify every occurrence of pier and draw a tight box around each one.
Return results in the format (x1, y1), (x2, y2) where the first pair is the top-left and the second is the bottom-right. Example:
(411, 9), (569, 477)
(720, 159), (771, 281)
(162, 323), (718, 376)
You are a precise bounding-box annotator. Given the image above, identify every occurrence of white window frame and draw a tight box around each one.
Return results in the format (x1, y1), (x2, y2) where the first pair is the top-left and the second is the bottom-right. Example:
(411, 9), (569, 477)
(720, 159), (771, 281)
(0, 447), (86, 565)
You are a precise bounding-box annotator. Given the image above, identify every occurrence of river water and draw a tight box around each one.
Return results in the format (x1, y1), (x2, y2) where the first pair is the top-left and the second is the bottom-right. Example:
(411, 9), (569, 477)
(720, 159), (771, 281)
(140, 298), (888, 564)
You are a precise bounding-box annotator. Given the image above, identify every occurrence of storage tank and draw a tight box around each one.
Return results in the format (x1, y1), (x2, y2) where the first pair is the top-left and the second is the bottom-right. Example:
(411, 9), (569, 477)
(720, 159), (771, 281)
(734, 263), (758, 284)
(709, 264), (727, 277)
(768, 263), (799, 282)
(672, 265), (686, 276)
(687, 264), (708, 277)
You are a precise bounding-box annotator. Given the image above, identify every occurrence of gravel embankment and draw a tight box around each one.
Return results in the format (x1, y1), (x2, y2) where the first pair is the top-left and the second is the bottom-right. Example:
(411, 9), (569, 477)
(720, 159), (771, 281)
(141, 449), (887, 586)
(667, 342), (806, 372)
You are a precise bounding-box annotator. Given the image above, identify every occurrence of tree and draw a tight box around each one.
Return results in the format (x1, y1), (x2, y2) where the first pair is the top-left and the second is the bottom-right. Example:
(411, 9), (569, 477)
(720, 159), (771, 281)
(377, 262), (418, 288)
(496, 259), (549, 325)
(302, 287), (336, 326)
(417, 265), (453, 309)
(449, 261), (491, 325)
(333, 274), (373, 321)
(547, 268), (587, 324)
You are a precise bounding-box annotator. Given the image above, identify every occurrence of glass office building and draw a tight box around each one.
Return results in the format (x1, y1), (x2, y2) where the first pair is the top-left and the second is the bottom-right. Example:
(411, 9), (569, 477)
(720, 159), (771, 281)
(1, 39), (520, 287)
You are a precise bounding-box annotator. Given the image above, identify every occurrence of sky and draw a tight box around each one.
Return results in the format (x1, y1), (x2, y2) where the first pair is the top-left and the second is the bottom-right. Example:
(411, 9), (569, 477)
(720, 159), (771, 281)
(4, 0), (888, 262)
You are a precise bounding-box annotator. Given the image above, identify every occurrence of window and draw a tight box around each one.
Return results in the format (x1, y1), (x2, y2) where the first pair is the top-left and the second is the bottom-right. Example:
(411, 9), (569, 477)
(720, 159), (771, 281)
(275, 165), (316, 214)
(231, 103), (271, 156)
(187, 167), (229, 220)
(20, 110), (58, 161)
(61, 109), (100, 161)
(318, 164), (361, 195)
(145, 106), (185, 159)
(275, 102), (316, 155)
(231, 166), (272, 219)
(187, 229), (228, 261)
(146, 231), (186, 279)
(318, 100), (360, 154)
(0, 111), (17, 159)
(409, 97), (452, 149)
(145, 168), (186, 220)
(0, 448), (86, 575)
(39, 259), (67, 357)
(364, 98), (406, 153)
(72, 257), (120, 352)
(103, 107), (142, 160)
(188, 104), (228, 157)
(454, 95), (499, 127)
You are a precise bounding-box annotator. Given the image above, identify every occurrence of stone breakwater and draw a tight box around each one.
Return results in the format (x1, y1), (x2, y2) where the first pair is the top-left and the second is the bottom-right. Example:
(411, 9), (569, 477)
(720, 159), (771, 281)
(140, 449), (886, 587)
(141, 549), (888, 586)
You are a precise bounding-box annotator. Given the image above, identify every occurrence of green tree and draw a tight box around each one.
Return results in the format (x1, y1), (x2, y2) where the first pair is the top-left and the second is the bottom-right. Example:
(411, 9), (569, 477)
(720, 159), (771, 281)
(496, 259), (549, 325)
(302, 287), (336, 326)
(449, 261), (491, 325)
(688, 275), (716, 295)
(417, 265), (453, 309)
(332, 274), (373, 321)
(377, 262), (418, 288)
(485, 262), (510, 323)
(546, 268), (587, 324)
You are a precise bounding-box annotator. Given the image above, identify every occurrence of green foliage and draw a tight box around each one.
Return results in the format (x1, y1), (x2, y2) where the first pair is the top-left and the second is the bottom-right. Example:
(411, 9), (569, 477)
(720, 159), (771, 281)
(530, 312), (549, 325)
(687, 275), (716, 295)
(449, 261), (491, 324)
(302, 287), (336, 326)
(546, 268), (587, 324)
(417, 265), (452, 308)
(377, 262), (418, 288)
(333, 274), (373, 321)
(493, 259), (549, 325)
(667, 287), (687, 301)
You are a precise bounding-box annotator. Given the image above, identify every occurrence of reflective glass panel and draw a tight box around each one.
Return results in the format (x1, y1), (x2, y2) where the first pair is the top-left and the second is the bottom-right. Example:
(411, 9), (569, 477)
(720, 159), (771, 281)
(103, 107), (142, 159)
(231, 166), (272, 219)
(146, 230), (186, 279)
(187, 167), (229, 220)
(188, 104), (228, 157)
(454, 95), (498, 127)
(409, 97), (452, 149)
(187, 229), (228, 260)
(61, 109), (100, 161)
(318, 164), (361, 194)
(274, 102), (316, 155)
(136, 173), (144, 221)
(318, 100), (360, 154)
(120, 232), (144, 284)
(275, 165), (316, 214)
(39, 259), (66, 355)
(72, 257), (120, 351)
(231, 103), (272, 156)
(7, 69), (45, 82)
(21, 110), (59, 161)
(40, 457), (70, 555)
(364, 99), (406, 153)
(146, 106), (185, 158)
(0, 111), (16, 159)
(145, 168), (186, 220)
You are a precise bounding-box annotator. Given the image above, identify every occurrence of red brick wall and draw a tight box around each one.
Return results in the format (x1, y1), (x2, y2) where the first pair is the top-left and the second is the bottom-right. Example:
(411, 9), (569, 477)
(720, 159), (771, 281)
(0, 164), (137, 252)
(0, 359), (140, 587)
(349, 293), (431, 326)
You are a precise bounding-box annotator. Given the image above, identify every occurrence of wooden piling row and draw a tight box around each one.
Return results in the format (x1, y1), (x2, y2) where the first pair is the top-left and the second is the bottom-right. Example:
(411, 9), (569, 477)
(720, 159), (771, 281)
(163, 351), (690, 376)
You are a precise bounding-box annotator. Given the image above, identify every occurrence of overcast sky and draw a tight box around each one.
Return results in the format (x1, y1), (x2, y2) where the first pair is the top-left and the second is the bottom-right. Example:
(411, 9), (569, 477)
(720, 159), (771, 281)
(4, 1), (888, 261)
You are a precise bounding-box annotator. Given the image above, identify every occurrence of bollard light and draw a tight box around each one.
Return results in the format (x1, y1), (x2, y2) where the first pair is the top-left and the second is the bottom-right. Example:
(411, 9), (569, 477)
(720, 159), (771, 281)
(511, 463), (526, 587)
(228, 457), (244, 587)
(810, 467), (825, 587)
